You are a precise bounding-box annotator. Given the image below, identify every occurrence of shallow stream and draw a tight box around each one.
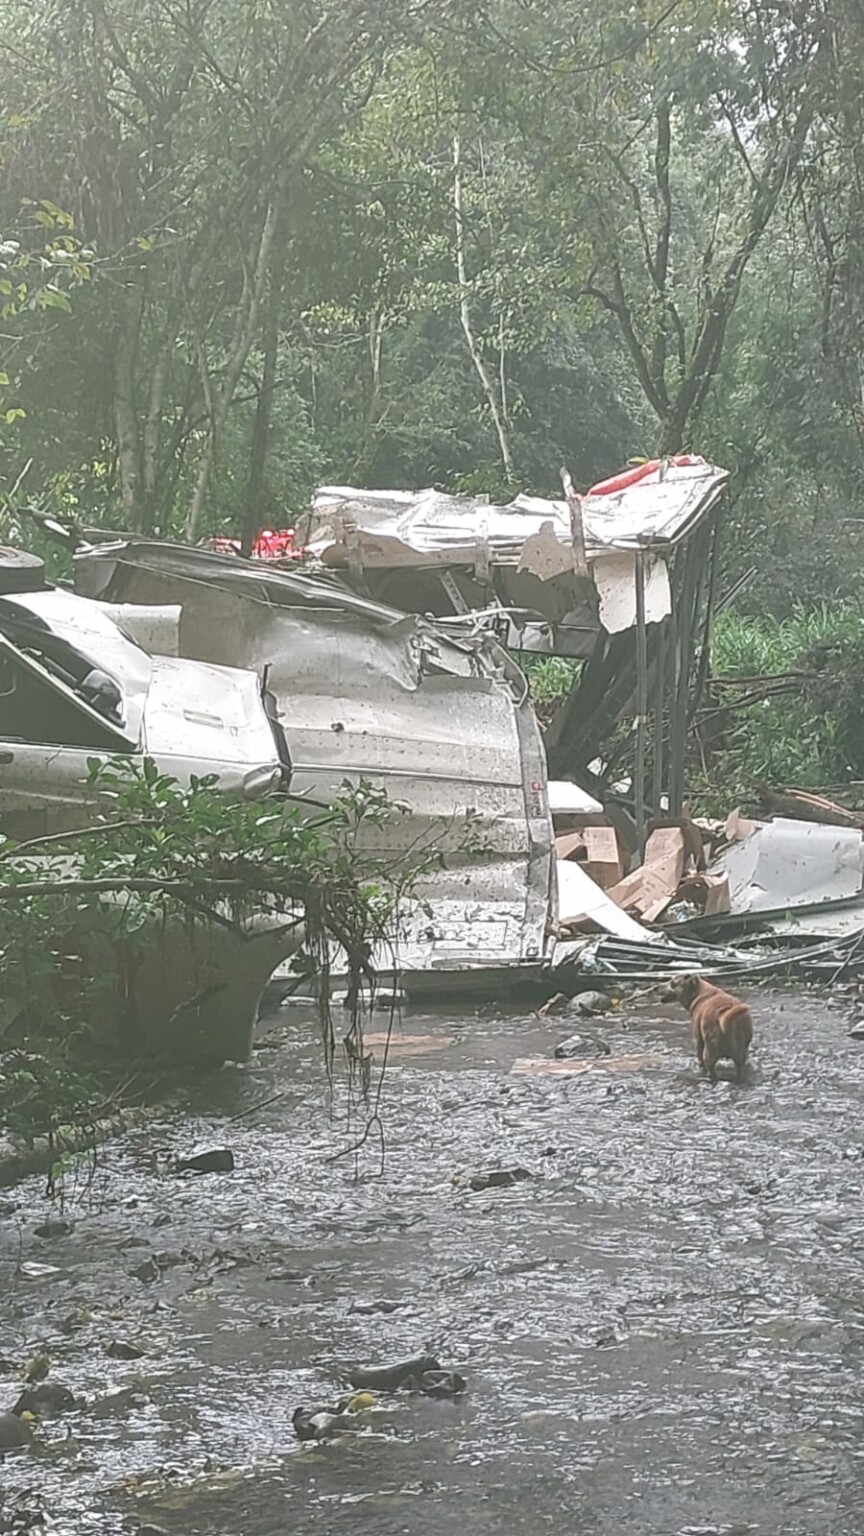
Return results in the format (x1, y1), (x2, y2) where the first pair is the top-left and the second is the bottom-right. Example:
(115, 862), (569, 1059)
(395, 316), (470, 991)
(2, 989), (864, 1534)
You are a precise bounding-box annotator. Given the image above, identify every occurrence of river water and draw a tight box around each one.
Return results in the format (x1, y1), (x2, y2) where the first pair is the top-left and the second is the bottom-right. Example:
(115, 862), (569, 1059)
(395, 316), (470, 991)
(2, 988), (864, 1535)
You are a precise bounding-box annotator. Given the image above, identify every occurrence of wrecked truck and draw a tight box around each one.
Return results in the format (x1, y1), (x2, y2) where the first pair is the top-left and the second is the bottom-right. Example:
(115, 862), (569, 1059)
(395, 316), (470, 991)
(63, 453), (731, 1012)
(0, 551), (300, 1061)
(72, 538), (556, 999)
(0, 573), (290, 840)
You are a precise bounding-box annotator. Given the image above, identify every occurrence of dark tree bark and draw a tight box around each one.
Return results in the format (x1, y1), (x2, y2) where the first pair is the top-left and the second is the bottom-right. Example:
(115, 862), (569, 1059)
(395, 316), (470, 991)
(240, 216), (289, 556)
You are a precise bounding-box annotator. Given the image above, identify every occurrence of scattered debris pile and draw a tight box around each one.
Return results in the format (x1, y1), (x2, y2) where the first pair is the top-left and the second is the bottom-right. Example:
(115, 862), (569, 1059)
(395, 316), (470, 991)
(552, 787), (864, 935)
(548, 783), (864, 988)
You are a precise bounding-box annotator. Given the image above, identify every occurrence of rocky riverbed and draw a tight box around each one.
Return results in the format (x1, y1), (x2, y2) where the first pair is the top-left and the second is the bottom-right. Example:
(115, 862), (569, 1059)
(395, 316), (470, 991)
(2, 988), (863, 1535)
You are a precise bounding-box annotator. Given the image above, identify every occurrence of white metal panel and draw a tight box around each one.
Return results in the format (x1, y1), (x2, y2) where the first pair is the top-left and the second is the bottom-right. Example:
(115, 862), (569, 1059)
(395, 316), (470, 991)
(142, 657), (280, 770)
(308, 459), (728, 567)
(712, 818), (864, 914)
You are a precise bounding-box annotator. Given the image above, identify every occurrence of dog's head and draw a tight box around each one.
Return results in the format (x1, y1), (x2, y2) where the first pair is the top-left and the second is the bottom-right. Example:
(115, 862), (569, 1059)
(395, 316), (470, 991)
(666, 973), (702, 1008)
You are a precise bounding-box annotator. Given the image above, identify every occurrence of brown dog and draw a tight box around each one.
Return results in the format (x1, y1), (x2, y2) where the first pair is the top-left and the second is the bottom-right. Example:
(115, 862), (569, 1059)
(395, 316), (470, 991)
(670, 974), (753, 1083)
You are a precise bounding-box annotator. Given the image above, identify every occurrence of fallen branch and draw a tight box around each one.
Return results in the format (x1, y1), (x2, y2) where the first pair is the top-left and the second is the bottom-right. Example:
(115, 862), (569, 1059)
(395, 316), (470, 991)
(0, 1098), (184, 1191)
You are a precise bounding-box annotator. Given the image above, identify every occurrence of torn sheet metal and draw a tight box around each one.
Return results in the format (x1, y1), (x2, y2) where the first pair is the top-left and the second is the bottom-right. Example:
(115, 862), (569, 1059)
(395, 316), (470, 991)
(554, 860), (660, 945)
(549, 929), (864, 984)
(750, 901), (864, 941)
(0, 584), (286, 843)
(306, 459), (727, 565)
(711, 817), (864, 915)
(300, 461), (727, 653)
(592, 552), (671, 635)
(73, 539), (555, 985)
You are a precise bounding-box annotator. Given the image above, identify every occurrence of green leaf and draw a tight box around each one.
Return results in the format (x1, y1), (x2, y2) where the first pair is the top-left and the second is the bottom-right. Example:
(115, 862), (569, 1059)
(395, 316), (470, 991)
(38, 287), (73, 313)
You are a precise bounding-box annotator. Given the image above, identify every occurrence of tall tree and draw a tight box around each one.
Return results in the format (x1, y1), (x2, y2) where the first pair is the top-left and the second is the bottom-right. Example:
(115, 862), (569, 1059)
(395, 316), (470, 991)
(1, 0), (444, 535)
(450, 0), (831, 457)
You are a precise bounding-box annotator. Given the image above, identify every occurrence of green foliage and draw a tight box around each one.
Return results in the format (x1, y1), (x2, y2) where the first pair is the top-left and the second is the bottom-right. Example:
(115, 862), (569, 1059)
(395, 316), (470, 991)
(0, 0), (860, 606)
(523, 655), (581, 704)
(0, 759), (438, 1144)
(0, 209), (90, 492)
(692, 606), (864, 813)
(711, 606), (863, 679)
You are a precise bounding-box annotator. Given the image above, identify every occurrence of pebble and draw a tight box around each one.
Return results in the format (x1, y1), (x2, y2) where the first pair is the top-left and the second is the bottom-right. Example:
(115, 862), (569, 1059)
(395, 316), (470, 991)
(174, 1148), (235, 1174)
(106, 1339), (145, 1361)
(554, 1032), (611, 1059)
(468, 1167), (532, 1192)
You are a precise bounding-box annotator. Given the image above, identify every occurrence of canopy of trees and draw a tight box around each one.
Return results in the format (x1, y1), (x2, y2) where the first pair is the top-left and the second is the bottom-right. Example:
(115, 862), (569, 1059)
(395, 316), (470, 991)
(1, 0), (862, 610)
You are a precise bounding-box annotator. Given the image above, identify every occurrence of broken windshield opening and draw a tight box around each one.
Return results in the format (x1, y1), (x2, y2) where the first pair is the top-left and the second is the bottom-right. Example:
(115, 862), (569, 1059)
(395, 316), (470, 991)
(0, 599), (125, 726)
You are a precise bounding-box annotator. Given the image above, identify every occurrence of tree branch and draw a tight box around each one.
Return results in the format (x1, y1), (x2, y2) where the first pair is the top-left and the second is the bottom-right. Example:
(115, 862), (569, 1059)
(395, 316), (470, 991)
(586, 268), (668, 417)
(453, 133), (515, 480)
(649, 95), (673, 392)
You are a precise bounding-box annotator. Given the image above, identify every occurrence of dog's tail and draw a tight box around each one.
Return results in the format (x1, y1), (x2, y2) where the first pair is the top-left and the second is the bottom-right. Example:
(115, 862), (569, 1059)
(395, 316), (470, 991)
(720, 1002), (752, 1034)
(721, 1003), (753, 1075)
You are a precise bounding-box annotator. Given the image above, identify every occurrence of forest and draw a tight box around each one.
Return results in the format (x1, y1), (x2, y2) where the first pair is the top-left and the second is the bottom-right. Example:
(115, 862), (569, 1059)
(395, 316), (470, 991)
(2, 0), (864, 789)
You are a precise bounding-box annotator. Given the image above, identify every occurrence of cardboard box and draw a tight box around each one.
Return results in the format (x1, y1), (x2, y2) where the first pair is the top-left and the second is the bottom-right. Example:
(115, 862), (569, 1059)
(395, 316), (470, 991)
(555, 826), (623, 889)
(643, 826), (686, 891)
(607, 826), (686, 918)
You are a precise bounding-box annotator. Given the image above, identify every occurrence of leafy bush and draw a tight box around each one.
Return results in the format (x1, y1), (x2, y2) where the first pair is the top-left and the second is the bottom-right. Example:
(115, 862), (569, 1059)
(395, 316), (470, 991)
(694, 605), (864, 811)
(523, 654), (580, 703)
(0, 760), (441, 1145)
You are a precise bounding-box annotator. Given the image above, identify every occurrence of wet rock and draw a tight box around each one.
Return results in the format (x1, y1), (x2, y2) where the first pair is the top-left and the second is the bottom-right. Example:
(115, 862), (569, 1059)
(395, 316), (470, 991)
(591, 1327), (624, 1348)
(174, 1148), (235, 1174)
(348, 1299), (404, 1316)
(89, 1385), (149, 1420)
(134, 1256), (161, 1284)
(467, 1167), (532, 1193)
(292, 1404), (364, 1442)
(270, 1266), (311, 1284)
(500, 1256), (555, 1277)
(0, 1414), (31, 1451)
(554, 1032), (611, 1060)
(32, 1219), (72, 1240)
(569, 990), (612, 1016)
(0, 1493), (46, 1532)
(12, 1383), (75, 1417)
(107, 1339), (145, 1361)
(348, 1352), (441, 1393)
(849, 1019), (864, 1040)
(419, 1369), (467, 1398)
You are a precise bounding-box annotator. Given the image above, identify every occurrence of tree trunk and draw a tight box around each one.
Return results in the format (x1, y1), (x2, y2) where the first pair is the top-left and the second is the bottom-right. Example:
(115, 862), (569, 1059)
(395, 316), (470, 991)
(453, 135), (515, 483)
(113, 280), (145, 528)
(140, 339), (171, 535)
(185, 196), (282, 541)
(658, 414), (685, 456)
(240, 219), (289, 556)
